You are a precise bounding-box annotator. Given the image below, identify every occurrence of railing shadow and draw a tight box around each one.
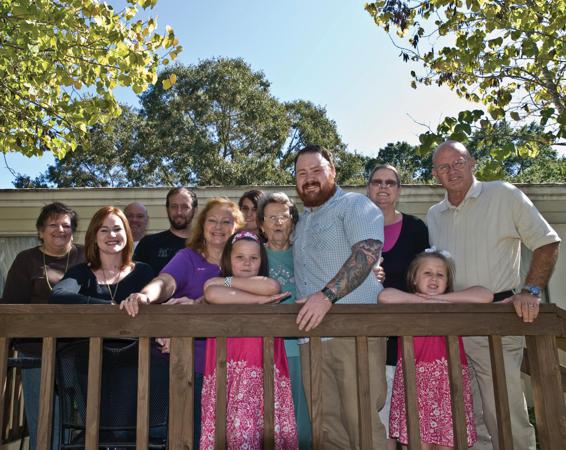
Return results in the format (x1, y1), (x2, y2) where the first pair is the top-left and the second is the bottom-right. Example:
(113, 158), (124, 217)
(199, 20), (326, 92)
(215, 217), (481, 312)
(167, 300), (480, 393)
(1, 303), (566, 450)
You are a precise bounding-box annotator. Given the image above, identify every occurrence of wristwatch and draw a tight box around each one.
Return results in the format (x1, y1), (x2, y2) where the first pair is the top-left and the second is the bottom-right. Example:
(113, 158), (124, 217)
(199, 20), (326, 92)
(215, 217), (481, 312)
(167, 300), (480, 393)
(321, 286), (339, 304)
(521, 284), (542, 297)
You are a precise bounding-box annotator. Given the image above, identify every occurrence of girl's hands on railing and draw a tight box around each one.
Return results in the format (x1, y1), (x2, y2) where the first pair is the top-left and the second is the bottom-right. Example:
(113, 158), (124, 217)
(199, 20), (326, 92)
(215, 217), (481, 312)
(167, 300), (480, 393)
(163, 296), (204, 305)
(156, 337), (170, 353)
(258, 291), (291, 304)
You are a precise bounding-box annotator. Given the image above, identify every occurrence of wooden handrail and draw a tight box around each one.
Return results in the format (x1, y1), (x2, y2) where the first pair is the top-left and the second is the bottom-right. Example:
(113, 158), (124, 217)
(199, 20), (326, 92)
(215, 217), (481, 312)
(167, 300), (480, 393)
(1, 303), (565, 450)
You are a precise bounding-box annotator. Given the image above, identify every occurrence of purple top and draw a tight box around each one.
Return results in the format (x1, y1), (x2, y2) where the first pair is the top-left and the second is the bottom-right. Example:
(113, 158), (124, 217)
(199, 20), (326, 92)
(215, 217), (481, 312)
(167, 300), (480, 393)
(161, 247), (220, 373)
(383, 218), (403, 252)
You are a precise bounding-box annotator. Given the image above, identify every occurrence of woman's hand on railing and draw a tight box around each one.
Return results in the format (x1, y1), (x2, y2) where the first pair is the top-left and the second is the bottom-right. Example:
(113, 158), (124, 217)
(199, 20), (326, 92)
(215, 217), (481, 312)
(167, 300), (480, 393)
(119, 292), (150, 317)
(372, 257), (385, 283)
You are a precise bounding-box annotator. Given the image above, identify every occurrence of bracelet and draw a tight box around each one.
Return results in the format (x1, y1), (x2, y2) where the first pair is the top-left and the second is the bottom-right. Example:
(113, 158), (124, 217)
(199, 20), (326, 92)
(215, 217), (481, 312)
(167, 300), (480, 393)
(321, 286), (339, 304)
(224, 276), (233, 287)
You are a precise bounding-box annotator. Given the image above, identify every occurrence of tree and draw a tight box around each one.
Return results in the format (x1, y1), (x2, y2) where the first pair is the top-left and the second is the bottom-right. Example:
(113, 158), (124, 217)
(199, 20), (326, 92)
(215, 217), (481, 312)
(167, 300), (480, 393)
(364, 141), (433, 183)
(360, 123), (563, 185)
(19, 59), (356, 187)
(0, 0), (181, 158)
(14, 107), (151, 188)
(283, 100), (367, 184)
(140, 58), (291, 185)
(365, 0), (565, 162)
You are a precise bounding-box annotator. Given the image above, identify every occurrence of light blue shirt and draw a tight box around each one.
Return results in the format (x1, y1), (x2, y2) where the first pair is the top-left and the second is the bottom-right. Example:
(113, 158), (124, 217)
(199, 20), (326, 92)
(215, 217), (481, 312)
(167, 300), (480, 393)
(293, 187), (384, 304)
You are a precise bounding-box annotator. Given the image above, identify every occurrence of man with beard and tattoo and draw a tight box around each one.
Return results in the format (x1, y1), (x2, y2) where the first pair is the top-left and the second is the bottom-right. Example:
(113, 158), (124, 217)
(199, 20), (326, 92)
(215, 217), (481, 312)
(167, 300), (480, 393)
(134, 187), (198, 275)
(293, 145), (387, 449)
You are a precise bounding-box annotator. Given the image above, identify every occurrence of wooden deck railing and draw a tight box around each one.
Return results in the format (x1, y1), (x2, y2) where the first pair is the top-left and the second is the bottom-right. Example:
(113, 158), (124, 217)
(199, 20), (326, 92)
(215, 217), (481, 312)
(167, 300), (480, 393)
(1, 303), (566, 450)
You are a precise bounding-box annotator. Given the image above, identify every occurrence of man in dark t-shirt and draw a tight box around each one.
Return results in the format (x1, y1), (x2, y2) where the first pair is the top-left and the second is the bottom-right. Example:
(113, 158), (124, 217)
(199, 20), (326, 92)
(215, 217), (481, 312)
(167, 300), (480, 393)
(134, 187), (198, 275)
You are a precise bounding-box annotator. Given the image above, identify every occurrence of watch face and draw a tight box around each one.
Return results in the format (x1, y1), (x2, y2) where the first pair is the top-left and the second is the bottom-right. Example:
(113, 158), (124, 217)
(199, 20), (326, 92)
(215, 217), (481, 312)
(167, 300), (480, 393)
(524, 285), (541, 296)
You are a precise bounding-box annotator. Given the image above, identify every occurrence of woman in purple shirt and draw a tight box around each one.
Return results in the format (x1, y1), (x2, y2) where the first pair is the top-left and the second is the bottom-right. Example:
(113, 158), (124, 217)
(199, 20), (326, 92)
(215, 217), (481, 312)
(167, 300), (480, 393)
(121, 197), (244, 446)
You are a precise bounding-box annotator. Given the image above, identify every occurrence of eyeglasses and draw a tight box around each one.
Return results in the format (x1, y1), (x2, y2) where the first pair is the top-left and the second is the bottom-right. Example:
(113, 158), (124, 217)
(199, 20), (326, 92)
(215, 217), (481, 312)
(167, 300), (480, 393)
(266, 214), (292, 223)
(434, 158), (467, 174)
(369, 179), (398, 188)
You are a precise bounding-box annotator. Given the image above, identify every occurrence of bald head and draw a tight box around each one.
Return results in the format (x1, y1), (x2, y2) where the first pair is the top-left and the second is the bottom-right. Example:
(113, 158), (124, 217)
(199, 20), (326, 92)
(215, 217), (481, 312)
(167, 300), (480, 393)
(432, 140), (471, 165)
(432, 140), (476, 206)
(124, 202), (149, 241)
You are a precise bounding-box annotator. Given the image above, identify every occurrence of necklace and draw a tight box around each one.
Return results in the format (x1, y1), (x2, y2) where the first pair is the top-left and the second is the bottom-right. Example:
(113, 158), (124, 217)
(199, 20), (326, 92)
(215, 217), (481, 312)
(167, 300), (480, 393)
(102, 267), (121, 304)
(43, 248), (71, 291)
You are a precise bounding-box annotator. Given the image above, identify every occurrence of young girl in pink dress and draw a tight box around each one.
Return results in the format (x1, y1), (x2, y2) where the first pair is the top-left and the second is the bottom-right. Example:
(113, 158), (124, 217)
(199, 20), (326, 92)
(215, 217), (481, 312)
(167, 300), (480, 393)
(379, 249), (493, 449)
(199, 231), (298, 450)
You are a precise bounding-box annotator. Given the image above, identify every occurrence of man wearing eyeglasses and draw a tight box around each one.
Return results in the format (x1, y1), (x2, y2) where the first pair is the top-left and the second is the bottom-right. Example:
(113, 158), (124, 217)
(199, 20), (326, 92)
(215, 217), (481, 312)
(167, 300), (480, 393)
(427, 140), (560, 450)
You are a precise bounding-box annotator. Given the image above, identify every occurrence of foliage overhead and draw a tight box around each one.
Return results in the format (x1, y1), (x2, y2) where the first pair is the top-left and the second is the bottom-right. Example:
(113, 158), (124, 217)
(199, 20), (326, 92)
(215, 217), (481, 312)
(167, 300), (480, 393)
(140, 59), (291, 185)
(363, 122), (565, 184)
(17, 58), (365, 187)
(0, 0), (181, 158)
(365, 0), (566, 161)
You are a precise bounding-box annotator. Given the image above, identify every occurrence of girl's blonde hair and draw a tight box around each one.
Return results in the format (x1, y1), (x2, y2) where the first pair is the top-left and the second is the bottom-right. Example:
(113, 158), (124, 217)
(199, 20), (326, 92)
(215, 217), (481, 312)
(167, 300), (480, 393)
(406, 250), (455, 294)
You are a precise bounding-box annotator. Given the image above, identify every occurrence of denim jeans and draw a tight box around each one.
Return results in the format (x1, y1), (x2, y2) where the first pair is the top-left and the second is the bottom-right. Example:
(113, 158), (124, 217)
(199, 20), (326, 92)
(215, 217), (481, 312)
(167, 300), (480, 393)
(21, 365), (61, 450)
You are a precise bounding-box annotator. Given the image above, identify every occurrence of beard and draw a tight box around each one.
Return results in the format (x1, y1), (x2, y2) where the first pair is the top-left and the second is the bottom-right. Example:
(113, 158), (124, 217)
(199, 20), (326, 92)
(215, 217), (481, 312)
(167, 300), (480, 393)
(296, 181), (336, 207)
(168, 210), (195, 231)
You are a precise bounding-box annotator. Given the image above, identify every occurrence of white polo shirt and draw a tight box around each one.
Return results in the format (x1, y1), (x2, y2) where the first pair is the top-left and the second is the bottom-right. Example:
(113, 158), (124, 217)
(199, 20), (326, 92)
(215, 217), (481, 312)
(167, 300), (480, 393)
(427, 179), (560, 292)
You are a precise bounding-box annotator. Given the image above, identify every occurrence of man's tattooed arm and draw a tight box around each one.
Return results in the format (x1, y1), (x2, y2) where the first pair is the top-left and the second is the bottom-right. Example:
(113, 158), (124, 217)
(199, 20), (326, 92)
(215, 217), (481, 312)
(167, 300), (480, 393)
(325, 239), (383, 300)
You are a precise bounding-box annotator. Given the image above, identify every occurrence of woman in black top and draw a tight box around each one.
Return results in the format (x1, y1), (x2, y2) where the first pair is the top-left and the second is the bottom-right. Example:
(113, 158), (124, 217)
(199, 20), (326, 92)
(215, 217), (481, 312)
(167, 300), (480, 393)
(50, 206), (153, 304)
(367, 165), (429, 449)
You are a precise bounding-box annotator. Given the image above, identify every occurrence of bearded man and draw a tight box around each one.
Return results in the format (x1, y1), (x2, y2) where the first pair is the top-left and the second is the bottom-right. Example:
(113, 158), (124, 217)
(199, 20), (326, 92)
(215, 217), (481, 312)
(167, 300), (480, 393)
(293, 145), (387, 449)
(134, 187), (197, 275)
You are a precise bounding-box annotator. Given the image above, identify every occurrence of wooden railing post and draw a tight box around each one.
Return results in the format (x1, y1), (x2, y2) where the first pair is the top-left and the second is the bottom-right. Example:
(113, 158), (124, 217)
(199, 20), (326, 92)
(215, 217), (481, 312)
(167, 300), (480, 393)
(215, 337), (227, 450)
(488, 335), (513, 450)
(401, 336), (420, 449)
(526, 335), (566, 450)
(168, 337), (194, 449)
(309, 337), (323, 450)
(356, 336), (373, 450)
(136, 337), (151, 449)
(36, 337), (56, 450)
(445, 335), (468, 450)
(263, 337), (275, 449)
(85, 337), (102, 450)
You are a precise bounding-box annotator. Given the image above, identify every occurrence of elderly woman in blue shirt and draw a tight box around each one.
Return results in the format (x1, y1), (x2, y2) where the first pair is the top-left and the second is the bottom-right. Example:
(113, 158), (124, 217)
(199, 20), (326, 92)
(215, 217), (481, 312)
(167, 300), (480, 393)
(257, 192), (312, 449)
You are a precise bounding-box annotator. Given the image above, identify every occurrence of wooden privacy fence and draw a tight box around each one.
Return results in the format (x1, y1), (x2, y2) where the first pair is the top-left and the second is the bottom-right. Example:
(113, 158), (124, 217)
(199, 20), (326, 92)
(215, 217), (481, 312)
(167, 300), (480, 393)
(1, 303), (566, 450)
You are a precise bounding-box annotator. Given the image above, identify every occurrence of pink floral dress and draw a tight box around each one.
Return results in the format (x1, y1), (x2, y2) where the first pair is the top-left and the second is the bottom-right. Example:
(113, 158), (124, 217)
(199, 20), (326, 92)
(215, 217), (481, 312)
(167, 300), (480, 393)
(389, 336), (477, 447)
(199, 337), (298, 450)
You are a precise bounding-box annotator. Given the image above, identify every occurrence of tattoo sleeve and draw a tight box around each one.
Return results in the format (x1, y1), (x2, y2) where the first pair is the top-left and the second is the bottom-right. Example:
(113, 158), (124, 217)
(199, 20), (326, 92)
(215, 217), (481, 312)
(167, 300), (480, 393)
(326, 239), (383, 300)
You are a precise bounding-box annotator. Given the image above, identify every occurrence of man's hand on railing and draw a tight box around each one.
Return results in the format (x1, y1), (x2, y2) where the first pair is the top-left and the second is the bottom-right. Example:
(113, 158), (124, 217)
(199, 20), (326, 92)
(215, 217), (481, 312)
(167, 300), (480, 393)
(296, 291), (333, 332)
(501, 292), (540, 323)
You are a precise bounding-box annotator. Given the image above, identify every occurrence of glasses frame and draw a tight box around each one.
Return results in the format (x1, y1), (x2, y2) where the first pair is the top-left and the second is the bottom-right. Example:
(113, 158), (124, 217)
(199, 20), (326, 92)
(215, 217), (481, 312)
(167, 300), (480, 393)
(434, 158), (467, 174)
(369, 179), (398, 189)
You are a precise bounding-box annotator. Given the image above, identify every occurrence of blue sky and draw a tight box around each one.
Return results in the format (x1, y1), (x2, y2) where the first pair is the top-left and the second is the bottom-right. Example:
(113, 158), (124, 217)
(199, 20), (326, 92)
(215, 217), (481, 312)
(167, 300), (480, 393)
(1, 0), (476, 188)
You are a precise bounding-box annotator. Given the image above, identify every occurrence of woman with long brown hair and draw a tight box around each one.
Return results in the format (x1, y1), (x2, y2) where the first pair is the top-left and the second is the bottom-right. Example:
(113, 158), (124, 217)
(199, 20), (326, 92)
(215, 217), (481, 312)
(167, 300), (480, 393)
(50, 206), (153, 304)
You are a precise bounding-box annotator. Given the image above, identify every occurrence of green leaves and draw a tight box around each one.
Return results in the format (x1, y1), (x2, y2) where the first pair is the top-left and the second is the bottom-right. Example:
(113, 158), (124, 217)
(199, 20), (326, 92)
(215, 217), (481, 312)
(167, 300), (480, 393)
(0, 0), (182, 158)
(365, 0), (566, 175)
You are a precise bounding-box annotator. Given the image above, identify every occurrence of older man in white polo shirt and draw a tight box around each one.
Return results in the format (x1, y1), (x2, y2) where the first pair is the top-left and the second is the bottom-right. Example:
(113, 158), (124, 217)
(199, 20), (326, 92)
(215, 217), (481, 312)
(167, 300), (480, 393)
(427, 140), (560, 450)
